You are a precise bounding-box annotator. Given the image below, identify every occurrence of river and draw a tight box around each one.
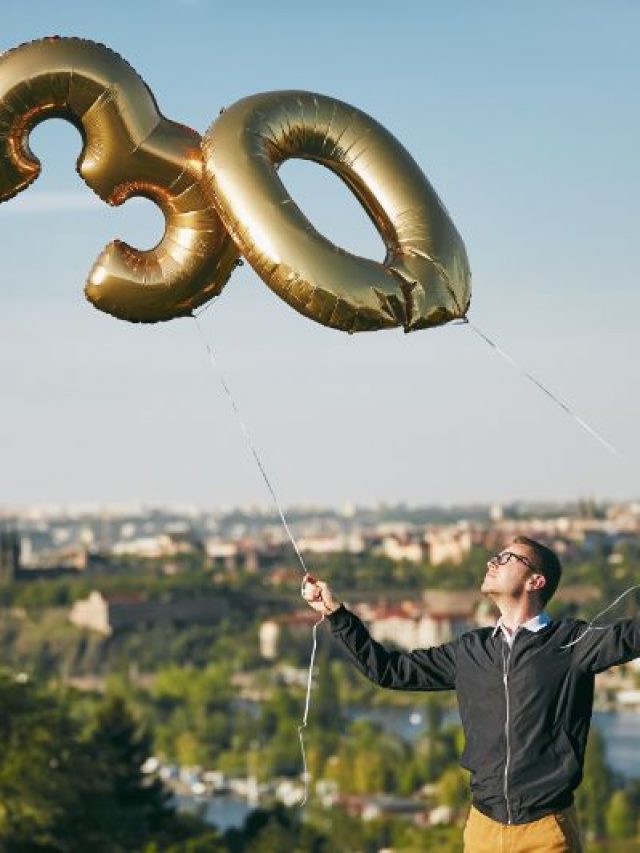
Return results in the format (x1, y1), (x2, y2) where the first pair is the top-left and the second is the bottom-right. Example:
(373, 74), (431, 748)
(174, 792), (253, 833)
(356, 705), (640, 780)
(176, 707), (640, 831)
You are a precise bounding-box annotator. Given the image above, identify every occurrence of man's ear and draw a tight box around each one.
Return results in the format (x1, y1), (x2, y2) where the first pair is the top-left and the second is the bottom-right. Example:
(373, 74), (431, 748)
(527, 574), (546, 592)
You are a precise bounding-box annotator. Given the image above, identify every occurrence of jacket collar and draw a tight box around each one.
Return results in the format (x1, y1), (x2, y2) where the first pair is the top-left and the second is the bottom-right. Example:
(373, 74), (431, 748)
(492, 610), (552, 641)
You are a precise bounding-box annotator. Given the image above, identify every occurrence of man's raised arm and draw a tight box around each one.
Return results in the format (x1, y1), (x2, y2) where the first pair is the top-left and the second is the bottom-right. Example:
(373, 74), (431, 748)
(302, 575), (457, 691)
(571, 616), (640, 673)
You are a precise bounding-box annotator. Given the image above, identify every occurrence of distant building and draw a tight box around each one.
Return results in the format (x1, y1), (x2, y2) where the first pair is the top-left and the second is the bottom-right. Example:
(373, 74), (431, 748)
(338, 794), (425, 822)
(364, 601), (426, 648)
(490, 504), (504, 522)
(361, 590), (485, 650)
(259, 610), (320, 659)
(377, 525), (472, 566)
(260, 590), (487, 659)
(205, 539), (239, 571)
(205, 537), (290, 574)
(298, 534), (365, 556)
(111, 533), (202, 559)
(22, 544), (89, 573)
(69, 589), (227, 636)
(0, 529), (21, 580)
(380, 535), (424, 563)
(616, 690), (640, 709)
(0, 530), (97, 580)
(421, 588), (490, 641)
(424, 525), (472, 566)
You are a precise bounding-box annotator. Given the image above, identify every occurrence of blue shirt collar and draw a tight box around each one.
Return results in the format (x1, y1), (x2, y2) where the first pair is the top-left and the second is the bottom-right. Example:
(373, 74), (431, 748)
(492, 610), (552, 642)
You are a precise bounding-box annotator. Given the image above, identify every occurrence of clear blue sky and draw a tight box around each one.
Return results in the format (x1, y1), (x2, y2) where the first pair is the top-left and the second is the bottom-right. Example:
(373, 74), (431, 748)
(1, 1), (639, 509)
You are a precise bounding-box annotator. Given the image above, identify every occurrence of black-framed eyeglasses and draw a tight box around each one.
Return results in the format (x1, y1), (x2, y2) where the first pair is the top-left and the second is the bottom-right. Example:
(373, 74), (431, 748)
(488, 551), (541, 573)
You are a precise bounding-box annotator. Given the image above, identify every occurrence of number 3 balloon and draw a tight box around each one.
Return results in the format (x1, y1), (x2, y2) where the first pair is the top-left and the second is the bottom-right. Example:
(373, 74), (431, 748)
(0, 36), (239, 322)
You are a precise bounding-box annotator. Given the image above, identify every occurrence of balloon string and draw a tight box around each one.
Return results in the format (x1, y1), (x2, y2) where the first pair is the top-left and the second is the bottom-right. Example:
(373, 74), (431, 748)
(297, 613), (324, 806)
(461, 318), (622, 459)
(192, 315), (317, 805)
(560, 584), (640, 649)
(192, 315), (309, 575)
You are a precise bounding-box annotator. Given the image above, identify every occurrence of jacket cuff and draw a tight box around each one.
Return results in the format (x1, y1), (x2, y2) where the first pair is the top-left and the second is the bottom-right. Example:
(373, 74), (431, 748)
(326, 603), (350, 630)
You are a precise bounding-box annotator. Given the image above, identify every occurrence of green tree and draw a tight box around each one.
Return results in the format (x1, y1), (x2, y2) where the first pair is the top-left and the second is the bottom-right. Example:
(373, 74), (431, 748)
(0, 673), (198, 852)
(174, 730), (201, 767)
(352, 749), (387, 794)
(396, 758), (423, 796)
(605, 790), (636, 840)
(437, 764), (470, 811)
(0, 673), (85, 849)
(79, 694), (174, 849)
(575, 727), (613, 839)
(225, 804), (326, 853)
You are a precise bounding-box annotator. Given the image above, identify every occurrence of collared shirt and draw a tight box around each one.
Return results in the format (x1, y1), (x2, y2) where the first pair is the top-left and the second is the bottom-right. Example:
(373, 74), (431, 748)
(492, 611), (552, 647)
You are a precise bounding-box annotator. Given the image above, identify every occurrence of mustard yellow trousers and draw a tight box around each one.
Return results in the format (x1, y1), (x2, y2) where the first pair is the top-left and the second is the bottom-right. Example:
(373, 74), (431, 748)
(463, 805), (584, 852)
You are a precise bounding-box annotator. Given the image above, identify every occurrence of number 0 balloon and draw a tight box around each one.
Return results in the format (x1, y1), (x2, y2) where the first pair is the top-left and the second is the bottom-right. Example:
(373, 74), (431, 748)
(203, 91), (471, 333)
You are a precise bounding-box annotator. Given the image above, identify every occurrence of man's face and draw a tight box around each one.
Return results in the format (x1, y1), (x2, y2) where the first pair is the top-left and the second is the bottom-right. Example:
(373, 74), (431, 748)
(480, 541), (543, 601)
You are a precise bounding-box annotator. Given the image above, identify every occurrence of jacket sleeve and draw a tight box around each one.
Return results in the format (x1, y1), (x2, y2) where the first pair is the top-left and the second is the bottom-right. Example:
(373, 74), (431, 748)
(572, 618), (640, 673)
(327, 605), (457, 691)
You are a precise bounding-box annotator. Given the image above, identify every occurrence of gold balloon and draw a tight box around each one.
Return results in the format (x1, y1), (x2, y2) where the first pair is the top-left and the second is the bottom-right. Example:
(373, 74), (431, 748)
(203, 91), (471, 333)
(0, 36), (238, 322)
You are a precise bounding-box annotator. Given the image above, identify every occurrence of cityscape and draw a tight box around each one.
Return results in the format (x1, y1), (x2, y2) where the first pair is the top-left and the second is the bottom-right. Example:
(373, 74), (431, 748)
(0, 498), (639, 848)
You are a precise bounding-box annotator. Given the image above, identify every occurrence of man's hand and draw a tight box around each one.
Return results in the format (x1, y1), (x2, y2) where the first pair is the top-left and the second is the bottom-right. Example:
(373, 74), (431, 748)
(301, 574), (342, 616)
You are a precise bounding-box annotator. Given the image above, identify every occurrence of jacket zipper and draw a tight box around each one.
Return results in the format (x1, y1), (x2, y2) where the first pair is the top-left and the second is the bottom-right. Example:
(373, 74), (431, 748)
(502, 640), (513, 825)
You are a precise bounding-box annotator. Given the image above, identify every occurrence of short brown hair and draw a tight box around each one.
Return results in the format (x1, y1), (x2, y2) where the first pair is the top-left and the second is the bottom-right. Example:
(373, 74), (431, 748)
(513, 536), (562, 606)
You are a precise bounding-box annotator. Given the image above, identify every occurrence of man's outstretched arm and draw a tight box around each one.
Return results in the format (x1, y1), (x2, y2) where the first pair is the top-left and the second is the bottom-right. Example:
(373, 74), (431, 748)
(302, 575), (457, 691)
(572, 616), (640, 673)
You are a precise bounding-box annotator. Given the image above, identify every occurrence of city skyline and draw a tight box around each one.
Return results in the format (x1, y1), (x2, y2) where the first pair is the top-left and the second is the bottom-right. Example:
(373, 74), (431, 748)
(1, 2), (639, 508)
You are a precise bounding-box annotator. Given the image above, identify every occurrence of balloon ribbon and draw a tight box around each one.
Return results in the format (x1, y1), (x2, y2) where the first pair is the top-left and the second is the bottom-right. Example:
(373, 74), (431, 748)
(193, 314), (321, 807)
(461, 319), (621, 458)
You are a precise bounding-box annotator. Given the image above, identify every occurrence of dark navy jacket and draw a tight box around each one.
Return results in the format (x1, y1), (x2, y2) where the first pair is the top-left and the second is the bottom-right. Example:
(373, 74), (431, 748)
(328, 606), (640, 824)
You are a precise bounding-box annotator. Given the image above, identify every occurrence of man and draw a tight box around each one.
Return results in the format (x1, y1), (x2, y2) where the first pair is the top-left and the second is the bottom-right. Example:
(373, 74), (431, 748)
(302, 536), (640, 852)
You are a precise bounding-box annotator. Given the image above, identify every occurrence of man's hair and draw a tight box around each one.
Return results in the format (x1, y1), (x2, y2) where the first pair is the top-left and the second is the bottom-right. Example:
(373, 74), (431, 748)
(513, 536), (562, 606)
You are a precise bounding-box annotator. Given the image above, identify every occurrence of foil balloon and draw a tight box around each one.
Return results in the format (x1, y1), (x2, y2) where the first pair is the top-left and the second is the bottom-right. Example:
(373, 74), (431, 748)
(203, 91), (471, 333)
(0, 36), (239, 322)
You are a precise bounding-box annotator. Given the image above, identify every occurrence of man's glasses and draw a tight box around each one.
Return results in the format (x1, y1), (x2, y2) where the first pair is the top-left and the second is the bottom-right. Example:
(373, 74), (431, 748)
(488, 551), (541, 573)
